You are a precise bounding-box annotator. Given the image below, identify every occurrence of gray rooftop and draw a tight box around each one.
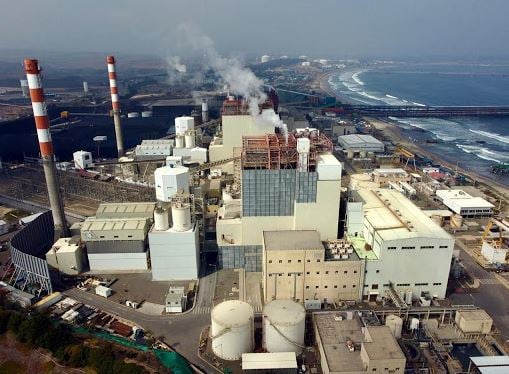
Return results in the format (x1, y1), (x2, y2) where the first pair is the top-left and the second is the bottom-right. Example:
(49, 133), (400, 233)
(263, 230), (322, 251)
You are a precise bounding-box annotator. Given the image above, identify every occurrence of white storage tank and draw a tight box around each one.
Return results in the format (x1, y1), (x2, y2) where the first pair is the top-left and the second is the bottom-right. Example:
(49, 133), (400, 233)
(175, 116), (194, 136)
(185, 133), (195, 149)
(175, 135), (184, 149)
(154, 207), (169, 231)
(154, 166), (190, 202)
(263, 299), (305, 354)
(211, 300), (254, 361)
(385, 315), (403, 339)
(171, 202), (192, 232)
(141, 111), (153, 118)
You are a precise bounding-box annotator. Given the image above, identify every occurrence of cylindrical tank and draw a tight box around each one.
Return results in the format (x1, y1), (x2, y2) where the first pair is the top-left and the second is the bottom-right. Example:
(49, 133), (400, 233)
(141, 111), (152, 117)
(127, 112), (139, 118)
(153, 207), (169, 231)
(175, 135), (184, 149)
(263, 299), (305, 354)
(185, 133), (195, 149)
(385, 315), (403, 339)
(171, 203), (191, 232)
(211, 300), (254, 360)
(451, 214), (463, 228)
(405, 290), (413, 305)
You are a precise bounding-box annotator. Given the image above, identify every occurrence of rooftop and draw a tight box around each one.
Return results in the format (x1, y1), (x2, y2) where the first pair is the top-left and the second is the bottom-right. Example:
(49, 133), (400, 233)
(372, 168), (407, 176)
(456, 309), (493, 322)
(436, 189), (494, 208)
(338, 134), (384, 147)
(95, 202), (156, 219)
(263, 230), (323, 251)
(81, 218), (149, 232)
(50, 236), (82, 253)
(354, 188), (452, 241)
(241, 352), (297, 370)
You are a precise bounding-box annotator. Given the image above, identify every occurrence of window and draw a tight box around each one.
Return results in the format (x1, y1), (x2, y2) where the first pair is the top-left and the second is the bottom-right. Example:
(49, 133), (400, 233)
(372, 284), (379, 290)
(306, 272), (310, 275)
(324, 285), (328, 289)
(288, 274), (292, 277)
(343, 285), (347, 288)
(383, 284), (389, 287)
(335, 271), (339, 274)
(306, 286), (310, 289)
(420, 246), (434, 249)
(388, 246), (397, 250)
(415, 283), (429, 286)
(334, 285), (338, 289)
(316, 272), (320, 275)
(439, 245), (448, 249)
(279, 273), (283, 276)
(376, 270), (380, 273)
(307, 259), (310, 263)
(127, 235), (132, 238)
(100, 235), (105, 238)
(344, 270), (348, 274)
(433, 282), (442, 286)
(279, 260), (282, 263)
(352, 285), (356, 288)
(317, 259), (321, 263)
(325, 271), (329, 275)
(354, 270), (358, 274)
(402, 246), (415, 250)
(315, 286), (319, 289)
(269, 274), (273, 277)
(397, 283), (410, 287)
(269, 260), (273, 264)
(288, 260), (291, 263)
(114, 235), (119, 238)
(298, 260), (302, 263)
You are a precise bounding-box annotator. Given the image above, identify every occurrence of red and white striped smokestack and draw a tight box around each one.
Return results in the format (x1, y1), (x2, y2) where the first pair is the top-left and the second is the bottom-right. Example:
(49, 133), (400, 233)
(24, 59), (68, 237)
(106, 55), (125, 157)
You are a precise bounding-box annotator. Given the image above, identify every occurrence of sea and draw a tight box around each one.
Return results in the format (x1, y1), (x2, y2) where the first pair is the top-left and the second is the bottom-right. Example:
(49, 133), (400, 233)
(327, 62), (509, 185)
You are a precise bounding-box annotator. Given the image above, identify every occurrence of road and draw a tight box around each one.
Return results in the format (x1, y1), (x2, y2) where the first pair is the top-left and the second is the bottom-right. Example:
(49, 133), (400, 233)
(450, 242), (509, 338)
(63, 271), (218, 373)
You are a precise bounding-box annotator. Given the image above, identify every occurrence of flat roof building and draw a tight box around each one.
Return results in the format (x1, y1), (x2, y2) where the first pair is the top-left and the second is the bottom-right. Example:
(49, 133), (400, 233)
(346, 188), (454, 301)
(95, 202), (156, 219)
(241, 352), (297, 373)
(262, 230), (362, 303)
(313, 313), (406, 374)
(46, 236), (87, 275)
(337, 134), (384, 153)
(436, 189), (494, 217)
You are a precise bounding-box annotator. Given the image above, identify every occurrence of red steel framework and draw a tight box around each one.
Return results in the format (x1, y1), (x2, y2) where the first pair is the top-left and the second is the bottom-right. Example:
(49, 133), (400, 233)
(221, 97), (275, 116)
(241, 131), (333, 170)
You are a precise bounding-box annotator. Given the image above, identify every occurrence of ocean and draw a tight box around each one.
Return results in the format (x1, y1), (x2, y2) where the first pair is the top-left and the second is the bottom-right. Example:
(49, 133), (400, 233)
(328, 62), (509, 185)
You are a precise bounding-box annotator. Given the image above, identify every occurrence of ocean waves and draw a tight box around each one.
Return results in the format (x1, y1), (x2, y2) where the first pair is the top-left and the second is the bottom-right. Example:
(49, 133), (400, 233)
(469, 129), (509, 145)
(456, 144), (509, 164)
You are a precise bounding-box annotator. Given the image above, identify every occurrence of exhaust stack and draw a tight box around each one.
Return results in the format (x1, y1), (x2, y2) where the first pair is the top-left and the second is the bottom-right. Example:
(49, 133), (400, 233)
(24, 59), (68, 237)
(106, 55), (124, 157)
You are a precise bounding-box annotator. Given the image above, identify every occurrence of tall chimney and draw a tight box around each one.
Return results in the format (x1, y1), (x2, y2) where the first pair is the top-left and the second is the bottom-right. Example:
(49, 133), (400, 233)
(24, 59), (68, 237)
(106, 55), (124, 157)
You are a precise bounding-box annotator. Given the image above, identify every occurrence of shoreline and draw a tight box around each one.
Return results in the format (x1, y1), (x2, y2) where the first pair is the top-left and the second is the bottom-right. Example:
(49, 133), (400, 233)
(365, 116), (509, 200)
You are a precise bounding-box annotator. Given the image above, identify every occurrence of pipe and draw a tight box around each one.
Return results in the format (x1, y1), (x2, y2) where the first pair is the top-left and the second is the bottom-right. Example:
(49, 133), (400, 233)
(24, 59), (68, 237)
(106, 55), (124, 157)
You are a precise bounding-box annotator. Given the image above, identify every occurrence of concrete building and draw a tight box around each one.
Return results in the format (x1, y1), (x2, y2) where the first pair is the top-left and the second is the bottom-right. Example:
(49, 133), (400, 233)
(208, 98), (276, 173)
(313, 313), (406, 374)
(241, 352), (297, 373)
(346, 188), (454, 301)
(73, 150), (93, 169)
(165, 286), (188, 313)
(148, 202), (200, 280)
(332, 121), (357, 137)
(436, 189), (494, 217)
(81, 203), (155, 272)
(134, 139), (173, 158)
(455, 310), (493, 335)
(262, 230), (362, 303)
(216, 131), (341, 271)
(371, 168), (410, 187)
(46, 236), (87, 275)
(337, 134), (384, 156)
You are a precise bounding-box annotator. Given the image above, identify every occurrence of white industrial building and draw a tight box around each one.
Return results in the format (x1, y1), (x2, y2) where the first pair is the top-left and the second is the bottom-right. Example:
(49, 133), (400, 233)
(337, 134), (384, 155)
(216, 130), (342, 271)
(73, 150), (93, 169)
(346, 188), (454, 301)
(81, 203), (155, 272)
(148, 201), (200, 280)
(154, 165), (190, 202)
(172, 116), (208, 165)
(46, 236), (87, 275)
(134, 139), (173, 158)
(165, 286), (188, 313)
(436, 189), (494, 217)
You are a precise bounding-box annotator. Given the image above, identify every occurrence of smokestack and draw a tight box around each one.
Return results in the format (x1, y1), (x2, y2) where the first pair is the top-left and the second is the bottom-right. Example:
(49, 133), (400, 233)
(106, 55), (124, 157)
(23, 59), (68, 237)
(201, 100), (209, 123)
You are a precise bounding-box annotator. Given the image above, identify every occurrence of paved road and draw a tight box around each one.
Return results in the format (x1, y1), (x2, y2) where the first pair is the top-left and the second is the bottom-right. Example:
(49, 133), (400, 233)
(450, 243), (509, 338)
(0, 195), (85, 223)
(64, 271), (219, 372)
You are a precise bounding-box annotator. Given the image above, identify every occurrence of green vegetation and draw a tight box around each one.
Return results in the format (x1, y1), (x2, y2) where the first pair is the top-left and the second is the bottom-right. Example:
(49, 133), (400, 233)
(0, 304), (147, 374)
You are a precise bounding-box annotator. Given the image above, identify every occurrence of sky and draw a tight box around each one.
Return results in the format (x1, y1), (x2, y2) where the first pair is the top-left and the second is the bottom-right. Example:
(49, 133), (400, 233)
(1, 0), (508, 60)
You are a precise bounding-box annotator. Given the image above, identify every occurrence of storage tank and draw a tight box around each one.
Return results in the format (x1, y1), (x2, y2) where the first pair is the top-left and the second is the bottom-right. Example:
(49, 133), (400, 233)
(211, 300), (254, 360)
(185, 133), (195, 149)
(385, 315), (403, 339)
(171, 202), (192, 232)
(263, 299), (305, 354)
(127, 112), (140, 118)
(175, 135), (184, 149)
(405, 290), (413, 305)
(175, 116), (194, 136)
(141, 111), (153, 118)
(153, 207), (169, 231)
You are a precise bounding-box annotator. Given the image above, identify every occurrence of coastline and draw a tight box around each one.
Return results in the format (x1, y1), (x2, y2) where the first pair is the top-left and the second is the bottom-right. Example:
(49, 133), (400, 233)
(365, 116), (509, 200)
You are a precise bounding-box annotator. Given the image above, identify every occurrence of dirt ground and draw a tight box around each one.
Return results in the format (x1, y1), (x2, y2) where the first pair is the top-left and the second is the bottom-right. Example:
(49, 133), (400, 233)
(0, 334), (82, 374)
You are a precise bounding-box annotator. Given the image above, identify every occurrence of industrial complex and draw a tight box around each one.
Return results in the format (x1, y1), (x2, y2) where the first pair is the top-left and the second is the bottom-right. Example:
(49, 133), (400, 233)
(0, 54), (508, 374)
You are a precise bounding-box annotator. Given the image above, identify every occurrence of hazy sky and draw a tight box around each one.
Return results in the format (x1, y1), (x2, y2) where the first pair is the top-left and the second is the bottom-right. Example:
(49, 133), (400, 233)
(1, 0), (508, 60)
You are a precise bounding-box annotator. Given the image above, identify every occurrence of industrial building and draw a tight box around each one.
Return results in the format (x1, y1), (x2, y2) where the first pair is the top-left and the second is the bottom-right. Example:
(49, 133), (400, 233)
(241, 352), (298, 373)
(81, 202), (155, 272)
(165, 286), (188, 313)
(371, 168), (410, 186)
(262, 230), (362, 303)
(73, 150), (93, 169)
(46, 236), (87, 275)
(154, 164), (190, 202)
(337, 134), (385, 156)
(148, 199), (200, 280)
(216, 129), (342, 271)
(134, 139), (174, 158)
(436, 189), (494, 217)
(313, 312), (406, 374)
(346, 188), (454, 301)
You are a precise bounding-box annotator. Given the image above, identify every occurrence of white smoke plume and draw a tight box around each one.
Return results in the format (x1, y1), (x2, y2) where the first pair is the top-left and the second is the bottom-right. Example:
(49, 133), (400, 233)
(166, 56), (187, 73)
(167, 23), (289, 142)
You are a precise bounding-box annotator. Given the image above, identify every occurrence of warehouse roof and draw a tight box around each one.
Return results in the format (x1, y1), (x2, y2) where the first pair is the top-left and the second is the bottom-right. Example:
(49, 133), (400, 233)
(95, 202), (156, 219)
(355, 188), (452, 241)
(263, 230), (322, 251)
(338, 134), (384, 148)
(82, 218), (149, 232)
(436, 189), (494, 209)
(241, 352), (297, 370)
